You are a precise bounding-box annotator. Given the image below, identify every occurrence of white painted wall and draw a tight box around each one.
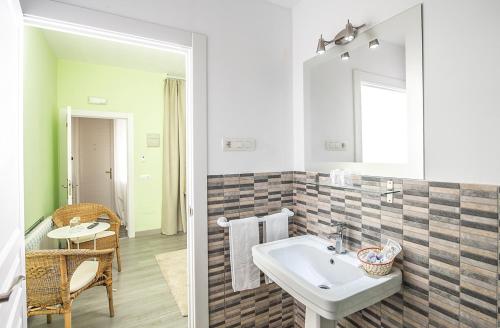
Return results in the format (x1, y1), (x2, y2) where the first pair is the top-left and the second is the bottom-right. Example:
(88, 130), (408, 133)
(293, 0), (500, 185)
(26, 0), (293, 174)
(423, 0), (500, 184)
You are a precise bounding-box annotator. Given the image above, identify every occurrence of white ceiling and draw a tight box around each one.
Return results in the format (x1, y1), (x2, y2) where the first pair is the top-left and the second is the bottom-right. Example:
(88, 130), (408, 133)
(41, 28), (186, 77)
(264, 0), (301, 8)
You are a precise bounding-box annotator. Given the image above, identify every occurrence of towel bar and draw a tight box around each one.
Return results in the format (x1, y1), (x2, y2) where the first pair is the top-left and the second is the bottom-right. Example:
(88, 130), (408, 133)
(217, 208), (294, 228)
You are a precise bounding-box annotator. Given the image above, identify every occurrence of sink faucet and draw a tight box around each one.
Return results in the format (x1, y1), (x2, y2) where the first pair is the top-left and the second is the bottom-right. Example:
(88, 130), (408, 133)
(327, 222), (347, 254)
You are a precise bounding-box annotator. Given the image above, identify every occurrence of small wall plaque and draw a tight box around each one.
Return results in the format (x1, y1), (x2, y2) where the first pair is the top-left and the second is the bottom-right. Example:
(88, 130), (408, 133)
(146, 133), (161, 148)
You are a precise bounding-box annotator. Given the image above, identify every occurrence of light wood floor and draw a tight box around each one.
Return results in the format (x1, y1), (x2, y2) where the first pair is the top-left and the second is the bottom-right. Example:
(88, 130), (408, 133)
(29, 233), (188, 328)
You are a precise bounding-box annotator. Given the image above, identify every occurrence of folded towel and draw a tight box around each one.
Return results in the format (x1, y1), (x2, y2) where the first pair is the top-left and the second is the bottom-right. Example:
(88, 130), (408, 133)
(263, 212), (289, 283)
(229, 217), (261, 292)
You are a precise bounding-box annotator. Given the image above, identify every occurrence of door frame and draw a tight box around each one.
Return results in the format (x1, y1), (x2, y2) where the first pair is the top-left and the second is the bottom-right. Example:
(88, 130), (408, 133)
(1, 0), (26, 326)
(21, 3), (208, 326)
(71, 110), (135, 238)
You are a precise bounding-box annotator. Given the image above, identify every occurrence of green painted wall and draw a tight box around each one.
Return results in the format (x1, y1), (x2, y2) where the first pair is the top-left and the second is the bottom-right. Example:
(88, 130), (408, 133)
(57, 60), (165, 231)
(23, 27), (59, 231)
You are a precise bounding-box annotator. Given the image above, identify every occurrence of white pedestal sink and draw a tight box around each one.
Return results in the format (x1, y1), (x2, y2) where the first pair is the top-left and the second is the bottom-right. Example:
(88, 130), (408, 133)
(252, 235), (402, 328)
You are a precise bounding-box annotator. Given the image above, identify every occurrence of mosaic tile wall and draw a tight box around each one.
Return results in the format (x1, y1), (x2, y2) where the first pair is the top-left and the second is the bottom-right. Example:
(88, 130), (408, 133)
(207, 171), (500, 328)
(207, 172), (295, 328)
(293, 172), (500, 328)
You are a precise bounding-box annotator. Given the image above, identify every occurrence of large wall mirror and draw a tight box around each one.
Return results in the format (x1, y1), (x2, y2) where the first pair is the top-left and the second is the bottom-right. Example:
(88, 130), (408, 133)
(304, 5), (423, 179)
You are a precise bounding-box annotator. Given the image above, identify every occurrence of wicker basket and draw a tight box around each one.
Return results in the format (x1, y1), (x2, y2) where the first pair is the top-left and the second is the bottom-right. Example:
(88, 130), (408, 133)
(357, 247), (395, 276)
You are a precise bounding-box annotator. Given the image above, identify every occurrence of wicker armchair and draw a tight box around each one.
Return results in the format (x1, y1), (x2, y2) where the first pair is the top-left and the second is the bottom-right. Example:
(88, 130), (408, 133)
(26, 249), (115, 328)
(53, 203), (122, 272)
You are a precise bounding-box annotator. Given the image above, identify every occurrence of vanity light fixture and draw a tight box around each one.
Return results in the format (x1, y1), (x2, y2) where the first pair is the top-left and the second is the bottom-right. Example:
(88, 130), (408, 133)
(334, 20), (365, 45)
(340, 52), (350, 61)
(369, 39), (380, 49)
(316, 19), (365, 54)
(344, 20), (355, 42)
(316, 34), (333, 54)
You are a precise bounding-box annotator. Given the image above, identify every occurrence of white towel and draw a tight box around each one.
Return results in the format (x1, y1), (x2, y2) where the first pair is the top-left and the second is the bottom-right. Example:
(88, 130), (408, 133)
(263, 212), (289, 243)
(229, 217), (261, 292)
(263, 212), (289, 283)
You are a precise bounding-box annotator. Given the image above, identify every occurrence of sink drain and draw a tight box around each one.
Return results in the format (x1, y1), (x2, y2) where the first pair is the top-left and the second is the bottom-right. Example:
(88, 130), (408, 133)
(318, 284), (330, 290)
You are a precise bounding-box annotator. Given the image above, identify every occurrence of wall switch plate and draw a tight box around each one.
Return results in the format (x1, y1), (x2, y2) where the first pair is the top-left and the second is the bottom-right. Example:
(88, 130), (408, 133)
(222, 137), (256, 151)
(146, 133), (161, 147)
(325, 140), (347, 151)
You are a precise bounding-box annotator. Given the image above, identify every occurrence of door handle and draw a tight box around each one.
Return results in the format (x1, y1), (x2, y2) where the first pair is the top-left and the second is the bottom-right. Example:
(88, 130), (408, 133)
(62, 179), (72, 189)
(105, 168), (113, 180)
(0, 275), (25, 303)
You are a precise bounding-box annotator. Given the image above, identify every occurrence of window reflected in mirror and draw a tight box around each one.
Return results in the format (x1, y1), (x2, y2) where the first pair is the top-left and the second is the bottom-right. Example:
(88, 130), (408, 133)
(356, 74), (407, 164)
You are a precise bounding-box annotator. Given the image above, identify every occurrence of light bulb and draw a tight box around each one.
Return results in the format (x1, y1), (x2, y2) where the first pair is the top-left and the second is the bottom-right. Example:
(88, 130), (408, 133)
(344, 20), (354, 42)
(316, 34), (327, 54)
(369, 39), (380, 49)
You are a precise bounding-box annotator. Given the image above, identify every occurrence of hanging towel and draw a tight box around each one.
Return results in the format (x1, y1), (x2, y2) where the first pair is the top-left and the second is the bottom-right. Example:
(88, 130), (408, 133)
(263, 212), (289, 283)
(229, 217), (261, 292)
(263, 212), (289, 244)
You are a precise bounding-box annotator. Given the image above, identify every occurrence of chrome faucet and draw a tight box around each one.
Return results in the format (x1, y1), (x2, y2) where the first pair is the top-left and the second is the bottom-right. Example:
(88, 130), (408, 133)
(327, 222), (347, 254)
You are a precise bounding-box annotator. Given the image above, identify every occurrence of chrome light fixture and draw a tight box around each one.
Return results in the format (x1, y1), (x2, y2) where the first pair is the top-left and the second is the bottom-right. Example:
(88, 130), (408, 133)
(316, 19), (365, 54)
(344, 20), (355, 42)
(316, 34), (334, 54)
(340, 52), (350, 61)
(369, 39), (380, 49)
(334, 20), (365, 46)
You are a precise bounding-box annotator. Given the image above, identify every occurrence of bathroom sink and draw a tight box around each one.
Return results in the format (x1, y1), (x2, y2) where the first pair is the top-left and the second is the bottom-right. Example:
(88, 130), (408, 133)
(252, 235), (402, 327)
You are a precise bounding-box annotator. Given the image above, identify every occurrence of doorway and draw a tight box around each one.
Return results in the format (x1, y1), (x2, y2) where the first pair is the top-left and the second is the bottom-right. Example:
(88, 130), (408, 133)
(72, 117), (114, 208)
(72, 116), (130, 237)
(69, 109), (134, 237)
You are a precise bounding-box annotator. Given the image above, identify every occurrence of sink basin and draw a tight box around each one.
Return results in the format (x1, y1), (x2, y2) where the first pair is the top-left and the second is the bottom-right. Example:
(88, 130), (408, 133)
(252, 235), (402, 327)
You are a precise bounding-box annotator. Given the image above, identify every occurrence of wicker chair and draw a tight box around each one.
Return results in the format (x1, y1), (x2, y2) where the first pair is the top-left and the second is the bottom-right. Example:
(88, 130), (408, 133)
(26, 249), (115, 328)
(53, 203), (122, 272)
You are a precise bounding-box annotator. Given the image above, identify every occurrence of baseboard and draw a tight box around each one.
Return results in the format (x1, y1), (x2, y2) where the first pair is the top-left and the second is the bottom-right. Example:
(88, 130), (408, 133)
(135, 228), (162, 237)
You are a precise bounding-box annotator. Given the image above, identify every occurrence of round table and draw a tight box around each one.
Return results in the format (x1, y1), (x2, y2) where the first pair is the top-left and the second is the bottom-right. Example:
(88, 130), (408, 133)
(48, 222), (110, 250)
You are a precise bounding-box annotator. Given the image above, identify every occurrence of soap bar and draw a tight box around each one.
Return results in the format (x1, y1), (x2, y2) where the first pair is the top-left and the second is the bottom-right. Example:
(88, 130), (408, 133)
(365, 251), (387, 263)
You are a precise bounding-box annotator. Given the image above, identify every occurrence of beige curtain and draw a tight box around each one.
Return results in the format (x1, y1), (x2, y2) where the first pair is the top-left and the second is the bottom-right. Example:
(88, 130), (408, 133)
(161, 78), (186, 235)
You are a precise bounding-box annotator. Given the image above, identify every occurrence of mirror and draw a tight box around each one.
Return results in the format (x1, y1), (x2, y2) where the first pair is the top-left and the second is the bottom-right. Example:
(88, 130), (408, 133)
(304, 5), (423, 179)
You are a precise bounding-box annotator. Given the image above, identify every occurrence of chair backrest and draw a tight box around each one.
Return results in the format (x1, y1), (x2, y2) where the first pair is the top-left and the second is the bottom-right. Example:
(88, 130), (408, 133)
(26, 249), (114, 309)
(26, 250), (66, 308)
(52, 203), (121, 234)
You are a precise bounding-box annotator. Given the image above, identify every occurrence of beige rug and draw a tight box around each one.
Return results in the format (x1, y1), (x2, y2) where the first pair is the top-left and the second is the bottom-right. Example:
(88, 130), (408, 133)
(155, 249), (188, 317)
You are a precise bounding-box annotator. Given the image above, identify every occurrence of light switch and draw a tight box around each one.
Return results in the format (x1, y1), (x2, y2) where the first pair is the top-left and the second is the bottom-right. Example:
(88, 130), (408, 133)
(146, 133), (160, 148)
(222, 137), (256, 152)
(325, 140), (347, 151)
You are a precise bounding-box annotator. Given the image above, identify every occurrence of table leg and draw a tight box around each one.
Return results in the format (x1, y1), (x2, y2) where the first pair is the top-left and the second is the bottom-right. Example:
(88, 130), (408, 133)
(92, 234), (98, 261)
